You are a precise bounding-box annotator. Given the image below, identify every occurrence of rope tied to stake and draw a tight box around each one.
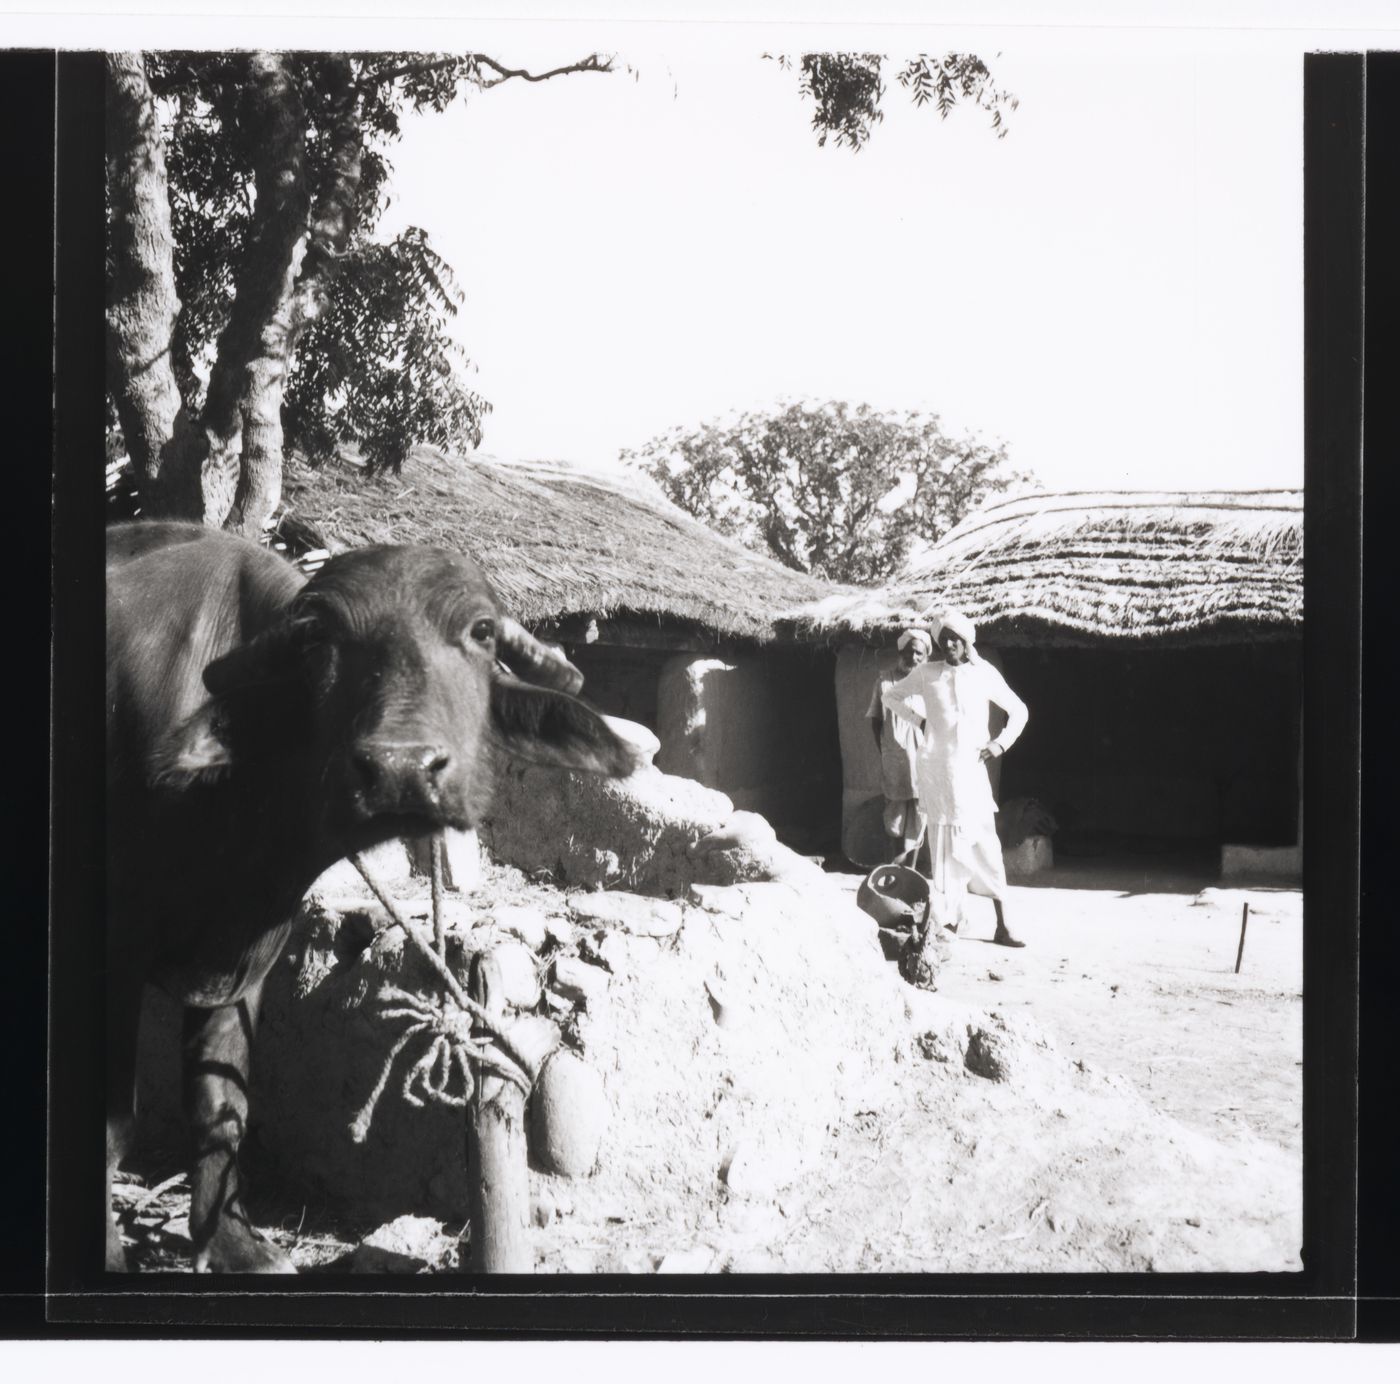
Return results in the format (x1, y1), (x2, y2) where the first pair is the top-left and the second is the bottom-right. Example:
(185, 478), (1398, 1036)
(347, 843), (536, 1145)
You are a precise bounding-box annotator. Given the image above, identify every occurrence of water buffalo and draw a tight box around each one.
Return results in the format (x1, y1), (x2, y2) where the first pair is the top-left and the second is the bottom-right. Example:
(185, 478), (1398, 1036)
(106, 520), (634, 1272)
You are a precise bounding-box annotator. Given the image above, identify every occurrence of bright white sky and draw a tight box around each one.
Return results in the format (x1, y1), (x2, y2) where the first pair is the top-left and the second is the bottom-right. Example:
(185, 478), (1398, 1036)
(375, 28), (1315, 493)
(18, 2), (1400, 493)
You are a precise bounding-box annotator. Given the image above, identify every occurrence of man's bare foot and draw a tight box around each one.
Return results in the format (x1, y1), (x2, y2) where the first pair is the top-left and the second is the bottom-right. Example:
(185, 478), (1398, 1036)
(992, 926), (1026, 949)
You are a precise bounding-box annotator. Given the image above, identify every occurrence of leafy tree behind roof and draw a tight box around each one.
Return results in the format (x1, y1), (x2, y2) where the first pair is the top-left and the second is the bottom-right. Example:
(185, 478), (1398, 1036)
(624, 401), (1033, 586)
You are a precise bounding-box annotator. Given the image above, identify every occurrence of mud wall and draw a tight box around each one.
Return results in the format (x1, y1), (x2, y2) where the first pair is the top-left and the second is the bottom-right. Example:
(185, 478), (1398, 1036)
(655, 649), (841, 854)
(835, 643), (890, 867)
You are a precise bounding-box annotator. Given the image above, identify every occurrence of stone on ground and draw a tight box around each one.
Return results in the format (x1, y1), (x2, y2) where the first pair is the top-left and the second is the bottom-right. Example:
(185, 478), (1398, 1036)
(352, 1215), (459, 1273)
(530, 1050), (609, 1177)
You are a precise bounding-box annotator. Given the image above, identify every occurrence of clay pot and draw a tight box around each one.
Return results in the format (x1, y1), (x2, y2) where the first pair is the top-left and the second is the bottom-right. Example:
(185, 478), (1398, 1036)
(856, 864), (931, 932)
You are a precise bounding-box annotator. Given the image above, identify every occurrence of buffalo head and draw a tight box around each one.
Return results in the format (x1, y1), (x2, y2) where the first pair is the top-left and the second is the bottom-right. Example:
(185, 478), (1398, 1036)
(160, 544), (636, 850)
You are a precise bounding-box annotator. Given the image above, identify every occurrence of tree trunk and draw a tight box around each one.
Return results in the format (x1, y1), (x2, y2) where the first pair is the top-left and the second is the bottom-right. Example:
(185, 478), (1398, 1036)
(296, 60), (364, 318)
(105, 52), (186, 513)
(155, 52), (311, 533)
(226, 61), (364, 537)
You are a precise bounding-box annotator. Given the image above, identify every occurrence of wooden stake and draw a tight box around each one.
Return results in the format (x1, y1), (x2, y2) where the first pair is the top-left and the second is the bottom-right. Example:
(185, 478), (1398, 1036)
(466, 953), (531, 1273)
(1234, 901), (1250, 974)
(430, 832), (445, 958)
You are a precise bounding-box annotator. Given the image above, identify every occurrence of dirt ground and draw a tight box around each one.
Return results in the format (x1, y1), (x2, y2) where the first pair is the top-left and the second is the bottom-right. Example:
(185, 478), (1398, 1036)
(113, 855), (1302, 1276)
(931, 861), (1303, 1162)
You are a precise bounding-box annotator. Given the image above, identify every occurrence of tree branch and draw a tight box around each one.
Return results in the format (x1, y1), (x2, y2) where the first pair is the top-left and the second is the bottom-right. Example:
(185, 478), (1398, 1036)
(370, 52), (613, 87)
(474, 53), (615, 87)
(369, 54), (467, 84)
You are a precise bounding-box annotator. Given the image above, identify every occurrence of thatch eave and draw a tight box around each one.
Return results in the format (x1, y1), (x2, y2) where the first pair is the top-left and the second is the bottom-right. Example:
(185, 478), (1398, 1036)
(786, 487), (1303, 646)
(277, 447), (845, 644)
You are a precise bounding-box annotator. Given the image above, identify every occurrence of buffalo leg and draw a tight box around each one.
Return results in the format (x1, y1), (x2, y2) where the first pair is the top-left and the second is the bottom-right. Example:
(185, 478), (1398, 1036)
(182, 981), (294, 1273)
(105, 970), (142, 1272)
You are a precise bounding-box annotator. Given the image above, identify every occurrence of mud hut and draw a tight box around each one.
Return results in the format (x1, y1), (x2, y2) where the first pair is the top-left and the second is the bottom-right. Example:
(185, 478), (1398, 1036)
(791, 489), (1304, 880)
(276, 447), (848, 854)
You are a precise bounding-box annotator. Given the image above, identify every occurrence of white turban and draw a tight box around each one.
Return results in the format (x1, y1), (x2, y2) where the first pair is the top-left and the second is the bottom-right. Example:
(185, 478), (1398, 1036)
(934, 608), (978, 648)
(896, 628), (932, 654)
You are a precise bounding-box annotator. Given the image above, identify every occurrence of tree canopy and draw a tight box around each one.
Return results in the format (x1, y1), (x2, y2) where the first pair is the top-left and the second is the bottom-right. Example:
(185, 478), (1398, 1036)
(623, 401), (1032, 585)
(106, 49), (1015, 535)
(106, 50), (612, 533)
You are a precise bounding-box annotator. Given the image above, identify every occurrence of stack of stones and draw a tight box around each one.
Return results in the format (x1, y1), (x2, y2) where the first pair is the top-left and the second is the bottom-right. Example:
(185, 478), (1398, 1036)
(248, 879), (701, 1222)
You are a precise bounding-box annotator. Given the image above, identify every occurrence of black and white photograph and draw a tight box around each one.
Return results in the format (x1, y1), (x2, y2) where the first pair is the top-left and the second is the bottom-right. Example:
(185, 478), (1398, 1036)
(30, 0), (1387, 1343)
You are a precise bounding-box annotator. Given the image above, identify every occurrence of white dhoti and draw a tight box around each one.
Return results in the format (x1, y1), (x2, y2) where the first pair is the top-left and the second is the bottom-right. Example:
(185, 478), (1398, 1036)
(926, 821), (1008, 930)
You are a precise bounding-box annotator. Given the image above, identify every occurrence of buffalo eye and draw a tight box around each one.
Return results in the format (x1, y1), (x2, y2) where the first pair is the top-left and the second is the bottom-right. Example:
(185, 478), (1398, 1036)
(469, 617), (497, 647)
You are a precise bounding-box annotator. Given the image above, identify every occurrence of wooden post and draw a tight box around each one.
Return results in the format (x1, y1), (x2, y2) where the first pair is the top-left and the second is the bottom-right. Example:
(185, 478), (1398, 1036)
(430, 833), (445, 957)
(1234, 901), (1250, 974)
(466, 953), (531, 1273)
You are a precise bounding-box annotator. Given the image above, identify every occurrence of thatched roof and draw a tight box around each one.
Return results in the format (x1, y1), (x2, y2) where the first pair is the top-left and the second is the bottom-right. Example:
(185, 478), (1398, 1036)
(790, 488), (1303, 645)
(278, 447), (838, 642)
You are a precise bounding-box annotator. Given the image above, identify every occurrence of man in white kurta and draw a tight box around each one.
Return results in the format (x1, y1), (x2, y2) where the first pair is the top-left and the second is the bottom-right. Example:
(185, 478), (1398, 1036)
(882, 608), (1029, 947)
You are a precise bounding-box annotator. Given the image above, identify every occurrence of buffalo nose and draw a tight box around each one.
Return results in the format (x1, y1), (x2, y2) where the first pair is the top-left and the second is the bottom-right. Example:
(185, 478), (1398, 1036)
(350, 742), (455, 817)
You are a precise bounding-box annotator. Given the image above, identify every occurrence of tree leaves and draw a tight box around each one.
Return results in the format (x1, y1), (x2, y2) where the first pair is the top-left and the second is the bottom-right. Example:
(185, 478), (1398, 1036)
(894, 54), (1019, 138)
(119, 54), (505, 477)
(110, 51), (611, 496)
(770, 51), (1019, 148)
(109, 47), (1015, 526)
(796, 53), (886, 151)
(623, 401), (1033, 585)
(283, 228), (488, 474)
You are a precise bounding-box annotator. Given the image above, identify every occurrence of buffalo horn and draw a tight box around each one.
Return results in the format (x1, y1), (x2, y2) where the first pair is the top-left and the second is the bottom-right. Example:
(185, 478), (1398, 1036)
(497, 617), (585, 696)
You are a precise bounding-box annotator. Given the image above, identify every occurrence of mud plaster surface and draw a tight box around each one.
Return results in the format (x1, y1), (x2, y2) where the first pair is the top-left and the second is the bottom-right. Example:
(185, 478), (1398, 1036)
(116, 865), (1302, 1276)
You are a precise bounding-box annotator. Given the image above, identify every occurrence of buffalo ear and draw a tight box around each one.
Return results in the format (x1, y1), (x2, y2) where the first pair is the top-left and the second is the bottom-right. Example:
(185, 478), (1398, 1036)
(151, 701), (234, 786)
(490, 676), (639, 777)
(150, 623), (305, 787)
(202, 622), (302, 696)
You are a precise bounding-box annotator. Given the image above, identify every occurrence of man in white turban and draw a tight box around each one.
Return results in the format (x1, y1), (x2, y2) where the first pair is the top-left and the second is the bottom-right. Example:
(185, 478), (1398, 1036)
(866, 627), (932, 865)
(882, 608), (1029, 946)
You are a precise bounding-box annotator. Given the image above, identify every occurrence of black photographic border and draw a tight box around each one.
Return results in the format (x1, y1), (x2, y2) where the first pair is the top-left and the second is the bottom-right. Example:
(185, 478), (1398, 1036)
(11, 44), (1390, 1340)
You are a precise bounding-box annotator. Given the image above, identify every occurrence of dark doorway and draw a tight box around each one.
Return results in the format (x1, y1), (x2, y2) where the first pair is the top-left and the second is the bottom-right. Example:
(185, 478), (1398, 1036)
(559, 641), (844, 858)
(728, 646), (844, 857)
(997, 639), (1302, 858)
(565, 642), (668, 731)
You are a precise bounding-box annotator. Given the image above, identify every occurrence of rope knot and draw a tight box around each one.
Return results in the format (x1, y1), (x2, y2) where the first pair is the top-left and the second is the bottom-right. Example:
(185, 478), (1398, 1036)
(345, 853), (535, 1145)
